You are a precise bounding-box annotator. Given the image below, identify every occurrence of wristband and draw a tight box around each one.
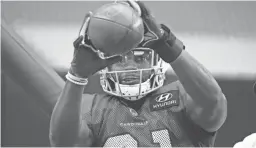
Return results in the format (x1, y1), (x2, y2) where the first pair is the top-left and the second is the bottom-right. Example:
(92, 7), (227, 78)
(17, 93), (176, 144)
(150, 24), (185, 63)
(65, 72), (88, 86)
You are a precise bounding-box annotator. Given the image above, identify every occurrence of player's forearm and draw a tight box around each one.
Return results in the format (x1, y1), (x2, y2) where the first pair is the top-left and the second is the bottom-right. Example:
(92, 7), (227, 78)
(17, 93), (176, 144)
(50, 81), (85, 146)
(170, 49), (224, 105)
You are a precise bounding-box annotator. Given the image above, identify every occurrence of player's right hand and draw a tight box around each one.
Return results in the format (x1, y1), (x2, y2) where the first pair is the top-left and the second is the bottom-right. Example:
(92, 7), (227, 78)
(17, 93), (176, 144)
(68, 12), (122, 82)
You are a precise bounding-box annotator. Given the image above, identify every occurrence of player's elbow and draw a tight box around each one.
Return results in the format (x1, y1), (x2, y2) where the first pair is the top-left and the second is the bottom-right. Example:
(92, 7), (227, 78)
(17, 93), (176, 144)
(49, 132), (58, 147)
(215, 93), (227, 127)
(49, 127), (64, 147)
(191, 93), (227, 132)
(49, 133), (77, 147)
(204, 93), (227, 132)
(49, 126), (78, 147)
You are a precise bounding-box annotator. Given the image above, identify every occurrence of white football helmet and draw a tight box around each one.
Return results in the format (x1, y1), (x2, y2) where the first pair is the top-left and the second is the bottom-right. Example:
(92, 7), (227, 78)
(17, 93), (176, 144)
(100, 47), (165, 101)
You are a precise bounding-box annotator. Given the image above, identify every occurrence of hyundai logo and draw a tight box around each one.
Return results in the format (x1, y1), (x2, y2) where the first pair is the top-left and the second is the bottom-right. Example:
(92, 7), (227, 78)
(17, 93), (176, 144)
(155, 93), (173, 103)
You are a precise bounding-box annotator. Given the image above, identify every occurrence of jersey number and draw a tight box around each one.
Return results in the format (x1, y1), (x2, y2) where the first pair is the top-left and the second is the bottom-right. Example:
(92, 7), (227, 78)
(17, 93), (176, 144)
(103, 129), (172, 147)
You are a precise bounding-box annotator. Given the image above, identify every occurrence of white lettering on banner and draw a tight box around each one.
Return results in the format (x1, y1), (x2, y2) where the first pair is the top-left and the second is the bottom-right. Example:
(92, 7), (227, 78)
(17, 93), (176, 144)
(153, 100), (177, 109)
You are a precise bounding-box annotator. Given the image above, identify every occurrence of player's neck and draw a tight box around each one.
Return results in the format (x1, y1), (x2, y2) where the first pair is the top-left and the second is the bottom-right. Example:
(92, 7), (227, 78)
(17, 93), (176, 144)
(119, 96), (146, 111)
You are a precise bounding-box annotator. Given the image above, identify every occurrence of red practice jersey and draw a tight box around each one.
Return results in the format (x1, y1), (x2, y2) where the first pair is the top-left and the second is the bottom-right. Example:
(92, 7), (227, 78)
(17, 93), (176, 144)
(81, 81), (217, 147)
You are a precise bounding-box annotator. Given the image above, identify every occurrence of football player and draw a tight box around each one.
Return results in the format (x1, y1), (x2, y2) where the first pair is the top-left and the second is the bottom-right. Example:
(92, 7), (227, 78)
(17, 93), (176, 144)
(49, 1), (227, 147)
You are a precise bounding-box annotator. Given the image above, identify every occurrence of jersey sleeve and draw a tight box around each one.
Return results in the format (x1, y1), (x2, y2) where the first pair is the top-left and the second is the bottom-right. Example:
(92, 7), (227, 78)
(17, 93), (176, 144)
(80, 93), (111, 146)
(81, 93), (95, 125)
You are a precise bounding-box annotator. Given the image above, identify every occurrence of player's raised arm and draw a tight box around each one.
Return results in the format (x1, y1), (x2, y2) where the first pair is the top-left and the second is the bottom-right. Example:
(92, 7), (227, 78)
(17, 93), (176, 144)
(134, 1), (227, 132)
(49, 12), (122, 147)
(169, 50), (227, 132)
(50, 81), (88, 146)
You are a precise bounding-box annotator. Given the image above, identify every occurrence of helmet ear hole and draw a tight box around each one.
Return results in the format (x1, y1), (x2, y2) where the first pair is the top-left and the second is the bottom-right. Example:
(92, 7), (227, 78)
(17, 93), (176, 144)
(107, 77), (116, 91)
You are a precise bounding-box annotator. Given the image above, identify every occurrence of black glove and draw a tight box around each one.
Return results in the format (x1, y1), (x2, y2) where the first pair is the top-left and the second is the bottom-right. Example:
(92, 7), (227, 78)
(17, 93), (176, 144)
(67, 12), (122, 85)
(135, 1), (185, 63)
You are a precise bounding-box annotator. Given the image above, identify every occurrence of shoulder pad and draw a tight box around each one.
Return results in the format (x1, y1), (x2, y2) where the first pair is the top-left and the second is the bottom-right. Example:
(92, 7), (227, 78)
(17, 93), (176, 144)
(154, 80), (180, 95)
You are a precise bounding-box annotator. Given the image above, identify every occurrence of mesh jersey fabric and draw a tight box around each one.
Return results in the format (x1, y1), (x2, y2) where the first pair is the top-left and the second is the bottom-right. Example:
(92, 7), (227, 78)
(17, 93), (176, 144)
(81, 81), (217, 147)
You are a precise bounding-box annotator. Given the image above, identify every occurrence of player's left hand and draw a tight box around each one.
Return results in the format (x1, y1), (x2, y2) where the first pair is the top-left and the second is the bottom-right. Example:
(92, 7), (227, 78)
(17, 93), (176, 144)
(120, 0), (185, 63)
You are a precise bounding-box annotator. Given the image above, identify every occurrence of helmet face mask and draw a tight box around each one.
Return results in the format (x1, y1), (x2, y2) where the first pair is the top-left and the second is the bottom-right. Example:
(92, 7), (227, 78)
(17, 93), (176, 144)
(100, 47), (165, 101)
